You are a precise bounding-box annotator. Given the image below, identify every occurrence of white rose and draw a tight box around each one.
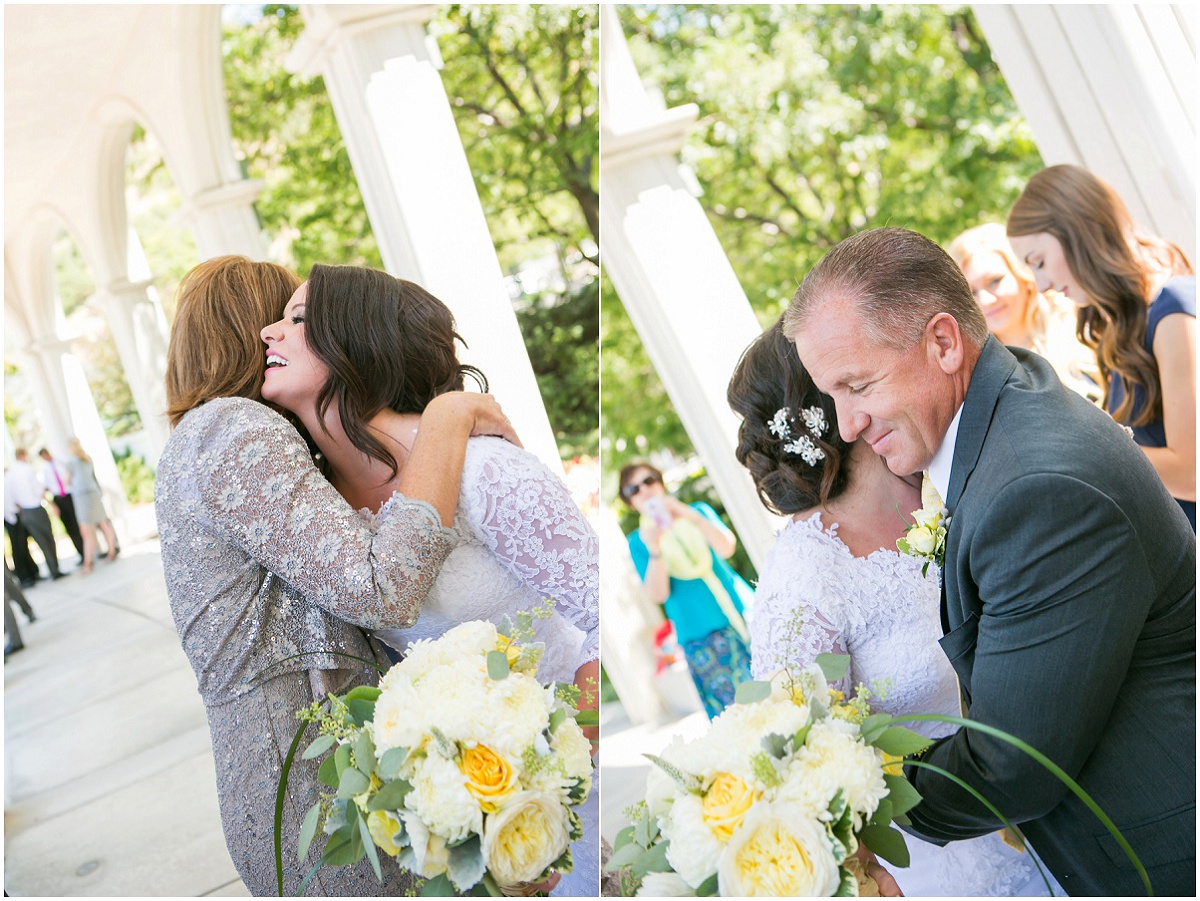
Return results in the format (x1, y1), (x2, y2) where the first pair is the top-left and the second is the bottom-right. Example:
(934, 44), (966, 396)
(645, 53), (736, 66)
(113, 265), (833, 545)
(636, 871), (698, 896)
(661, 793), (724, 888)
(482, 791), (572, 886)
(551, 720), (594, 787)
(441, 620), (501, 657)
(717, 801), (841, 896)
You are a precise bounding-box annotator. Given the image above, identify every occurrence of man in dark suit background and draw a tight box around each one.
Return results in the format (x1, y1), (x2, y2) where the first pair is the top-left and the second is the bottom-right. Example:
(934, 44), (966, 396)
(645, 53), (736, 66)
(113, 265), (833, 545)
(784, 227), (1195, 896)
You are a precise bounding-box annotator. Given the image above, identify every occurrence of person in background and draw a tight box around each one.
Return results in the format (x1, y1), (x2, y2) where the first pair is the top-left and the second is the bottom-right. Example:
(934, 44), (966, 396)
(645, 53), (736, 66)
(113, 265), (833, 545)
(4, 449), (65, 581)
(619, 462), (753, 719)
(39, 447), (85, 564)
(5, 493), (40, 588)
(64, 438), (120, 574)
(947, 222), (1101, 403)
(1008, 164), (1196, 530)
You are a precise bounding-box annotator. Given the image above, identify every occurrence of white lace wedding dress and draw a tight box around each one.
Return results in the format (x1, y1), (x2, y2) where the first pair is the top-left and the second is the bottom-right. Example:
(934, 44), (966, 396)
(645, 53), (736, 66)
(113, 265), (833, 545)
(751, 512), (1062, 897)
(372, 437), (600, 896)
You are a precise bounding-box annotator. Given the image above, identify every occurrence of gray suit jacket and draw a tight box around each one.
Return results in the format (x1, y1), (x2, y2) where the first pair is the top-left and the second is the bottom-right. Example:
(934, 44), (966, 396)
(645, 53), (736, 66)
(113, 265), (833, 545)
(904, 338), (1195, 896)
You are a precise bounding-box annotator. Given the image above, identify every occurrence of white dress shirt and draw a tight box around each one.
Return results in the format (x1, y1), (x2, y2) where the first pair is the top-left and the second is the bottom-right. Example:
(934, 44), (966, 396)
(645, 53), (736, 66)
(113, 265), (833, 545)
(5, 460), (47, 510)
(927, 404), (964, 505)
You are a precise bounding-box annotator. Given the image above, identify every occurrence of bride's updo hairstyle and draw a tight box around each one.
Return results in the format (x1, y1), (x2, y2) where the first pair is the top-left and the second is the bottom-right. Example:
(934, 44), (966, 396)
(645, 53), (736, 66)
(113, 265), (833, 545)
(305, 264), (487, 480)
(727, 319), (851, 516)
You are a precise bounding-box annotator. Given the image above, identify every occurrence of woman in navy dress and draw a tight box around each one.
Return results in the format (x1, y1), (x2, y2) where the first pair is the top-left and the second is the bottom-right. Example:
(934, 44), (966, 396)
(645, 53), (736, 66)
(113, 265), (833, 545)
(1009, 164), (1195, 530)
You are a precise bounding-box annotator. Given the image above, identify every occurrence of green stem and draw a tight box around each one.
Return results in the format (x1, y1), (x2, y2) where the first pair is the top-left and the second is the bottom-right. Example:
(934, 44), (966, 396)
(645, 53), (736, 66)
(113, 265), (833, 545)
(905, 759), (1055, 896)
(276, 717), (312, 896)
(883, 713), (1152, 896)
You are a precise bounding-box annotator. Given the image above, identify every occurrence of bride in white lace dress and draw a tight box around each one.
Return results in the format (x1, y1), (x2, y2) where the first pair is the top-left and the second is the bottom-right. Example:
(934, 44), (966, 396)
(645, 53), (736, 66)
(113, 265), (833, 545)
(728, 320), (1061, 897)
(261, 263), (599, 896)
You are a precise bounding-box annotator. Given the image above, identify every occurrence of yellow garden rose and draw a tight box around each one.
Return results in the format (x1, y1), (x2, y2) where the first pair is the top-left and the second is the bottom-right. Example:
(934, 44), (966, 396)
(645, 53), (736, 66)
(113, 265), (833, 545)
(366, 809), (402, 857)
(717, 802), (841, 896)
(882, 752), (904, 777)
(482, 790), (571, 886)
(460, 744), (517, 812)
(906, 525), (937, 555)
(495, 634), (522, 666)
(701, 773), (757, 841)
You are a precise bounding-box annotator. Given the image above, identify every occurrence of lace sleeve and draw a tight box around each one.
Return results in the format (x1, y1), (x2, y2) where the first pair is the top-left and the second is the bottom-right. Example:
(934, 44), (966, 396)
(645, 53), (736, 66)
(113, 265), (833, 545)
(463, 439), (599, 662)
(749, 522), (853, 695)
(191, 398), (453, 630)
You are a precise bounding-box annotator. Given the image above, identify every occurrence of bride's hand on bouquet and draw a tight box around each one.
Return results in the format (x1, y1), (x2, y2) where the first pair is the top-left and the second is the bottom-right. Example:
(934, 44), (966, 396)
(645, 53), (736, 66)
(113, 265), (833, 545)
(854, 842), (903, 896)
(425, 392), (522, 447)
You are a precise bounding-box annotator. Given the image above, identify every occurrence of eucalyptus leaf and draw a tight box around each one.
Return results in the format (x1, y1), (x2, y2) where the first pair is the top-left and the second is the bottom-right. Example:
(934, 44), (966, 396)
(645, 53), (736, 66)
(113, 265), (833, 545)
(345, 685), (382, 703)
(696, 873), (719, 896)
(318, 754), (340, 789)
(883, 773), (923, 817)
(355, 732), (376, 777)
(337, 767), (371, 799)
(548, 707), (567, 735)
(630, 839), (672, 877)
(302, 734), (336, 760)
(602, 840), (644, 873)
(298, 802), (321, 862)
(873, 726), (935, 758)
(334, 742), (351, 778)
(378, 747), (408, 779)
(859, 823), (910, 868)
(486, 650), (510, 680)
(734, 680), (772, 704)
(358, 812), (383, 881)
(298, 859), (324, 896)
(574, 708), (599, 727)
(816, 652), (851, 683)
(613, 824), (636, 852)
(347, 698), (376, 727)
(368, 778), (413, 812)
(420, 872), (456, 896)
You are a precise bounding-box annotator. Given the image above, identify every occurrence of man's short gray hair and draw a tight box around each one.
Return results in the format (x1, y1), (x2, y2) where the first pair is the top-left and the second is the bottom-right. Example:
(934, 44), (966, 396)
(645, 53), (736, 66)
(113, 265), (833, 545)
(782, 227), (989, 350)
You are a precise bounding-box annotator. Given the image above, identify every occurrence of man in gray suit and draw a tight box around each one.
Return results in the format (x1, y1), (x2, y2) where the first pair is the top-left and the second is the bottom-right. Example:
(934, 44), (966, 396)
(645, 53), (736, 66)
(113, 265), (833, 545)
(784, 227), (1195, 896)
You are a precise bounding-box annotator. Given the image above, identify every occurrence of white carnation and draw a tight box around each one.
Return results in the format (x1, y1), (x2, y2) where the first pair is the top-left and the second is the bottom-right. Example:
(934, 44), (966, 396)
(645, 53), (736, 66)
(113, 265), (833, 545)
(372, 670), (426, 754)
(779, 719), (887, 828)
(661, 793), (723, 889)
(479, 672), (551, 760)
(406, 659), (493, 745)
(405, 752), (483, 842)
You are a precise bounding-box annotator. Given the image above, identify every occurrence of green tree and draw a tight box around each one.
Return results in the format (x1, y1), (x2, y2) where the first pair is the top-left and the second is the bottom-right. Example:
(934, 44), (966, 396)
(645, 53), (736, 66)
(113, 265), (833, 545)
(604, 3), (1043, 480)
(223, 5), (383, 275)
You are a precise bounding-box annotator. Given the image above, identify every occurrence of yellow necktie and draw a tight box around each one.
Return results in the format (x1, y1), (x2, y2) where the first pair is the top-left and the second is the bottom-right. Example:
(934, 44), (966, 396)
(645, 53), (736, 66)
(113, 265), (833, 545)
(921, 472), (944, 512)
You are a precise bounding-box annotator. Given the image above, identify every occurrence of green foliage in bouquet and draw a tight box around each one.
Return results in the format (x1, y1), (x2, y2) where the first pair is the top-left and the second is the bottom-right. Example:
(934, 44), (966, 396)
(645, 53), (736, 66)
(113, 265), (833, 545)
(271, 605), (596, 897)
(608, 653), (1150, 896)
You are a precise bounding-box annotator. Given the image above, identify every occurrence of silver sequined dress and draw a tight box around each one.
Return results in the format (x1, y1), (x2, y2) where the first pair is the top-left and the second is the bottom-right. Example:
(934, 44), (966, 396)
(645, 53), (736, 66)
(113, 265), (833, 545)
(156, 397), (455, 896)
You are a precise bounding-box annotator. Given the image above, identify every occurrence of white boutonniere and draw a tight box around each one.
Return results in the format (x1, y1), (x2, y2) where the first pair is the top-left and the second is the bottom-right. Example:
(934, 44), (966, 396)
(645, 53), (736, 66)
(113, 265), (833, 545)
(897, 476), (949, 576)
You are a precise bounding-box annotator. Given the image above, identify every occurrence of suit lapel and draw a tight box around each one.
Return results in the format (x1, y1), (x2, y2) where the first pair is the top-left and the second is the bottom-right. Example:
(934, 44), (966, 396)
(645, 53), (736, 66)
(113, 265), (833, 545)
(945, 337), (1018, 512)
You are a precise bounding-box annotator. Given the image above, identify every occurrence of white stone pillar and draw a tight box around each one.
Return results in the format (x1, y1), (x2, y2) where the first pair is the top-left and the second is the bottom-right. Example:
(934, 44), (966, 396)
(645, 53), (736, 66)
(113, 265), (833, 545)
(974, 4), (1196, 253)
(184, 179), (268, 261)
(599, 507), (666, 725)
(102, 278), (171, 462)
(600, 6), (780, 569)
(286, 4), (561, 471)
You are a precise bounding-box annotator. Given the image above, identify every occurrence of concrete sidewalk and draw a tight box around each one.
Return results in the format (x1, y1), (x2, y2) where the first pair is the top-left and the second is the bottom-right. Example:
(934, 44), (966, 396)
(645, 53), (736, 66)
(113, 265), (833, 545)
(3, 533), (248, 896)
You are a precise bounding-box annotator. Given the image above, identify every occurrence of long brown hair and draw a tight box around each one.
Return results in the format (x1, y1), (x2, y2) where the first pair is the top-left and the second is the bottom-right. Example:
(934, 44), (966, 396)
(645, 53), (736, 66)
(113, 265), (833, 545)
(305, 264), (486, 482)
(165, 256), (301, 427)
(1007, 165), (1192, 426)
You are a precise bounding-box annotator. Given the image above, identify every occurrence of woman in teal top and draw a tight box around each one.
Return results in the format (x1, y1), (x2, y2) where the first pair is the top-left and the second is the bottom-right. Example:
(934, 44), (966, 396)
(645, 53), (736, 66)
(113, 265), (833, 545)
(620, 462), (754, 718)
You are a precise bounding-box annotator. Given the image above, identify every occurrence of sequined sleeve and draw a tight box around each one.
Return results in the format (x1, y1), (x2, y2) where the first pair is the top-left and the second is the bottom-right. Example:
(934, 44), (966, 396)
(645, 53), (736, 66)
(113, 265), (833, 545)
(463, 438), (600, 662)
(190, 398), (453, 630)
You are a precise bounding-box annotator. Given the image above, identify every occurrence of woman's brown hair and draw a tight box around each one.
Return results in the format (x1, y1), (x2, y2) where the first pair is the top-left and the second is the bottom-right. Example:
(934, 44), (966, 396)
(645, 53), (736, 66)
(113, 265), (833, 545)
(304, 264), (486, 482)
(165, 256), (301, 427)
(1007, 165), (1192, 426)
(617, 462), (664, 508)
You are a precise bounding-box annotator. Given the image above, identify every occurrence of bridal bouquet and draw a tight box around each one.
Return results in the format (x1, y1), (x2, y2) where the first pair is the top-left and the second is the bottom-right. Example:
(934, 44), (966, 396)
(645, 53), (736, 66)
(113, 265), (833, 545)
(286, 611), (595, 895)
(607, 656), (930, 896)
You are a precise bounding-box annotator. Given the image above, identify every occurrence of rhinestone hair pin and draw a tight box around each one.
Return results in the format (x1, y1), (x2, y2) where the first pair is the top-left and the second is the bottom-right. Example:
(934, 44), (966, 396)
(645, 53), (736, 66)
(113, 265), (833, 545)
(767, 406), (828, 467)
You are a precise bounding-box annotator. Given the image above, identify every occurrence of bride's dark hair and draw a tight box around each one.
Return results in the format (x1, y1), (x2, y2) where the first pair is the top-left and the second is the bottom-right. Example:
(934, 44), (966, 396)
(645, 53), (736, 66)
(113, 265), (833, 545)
(305, 263), (487, 481)
(727, 318), (850, 515)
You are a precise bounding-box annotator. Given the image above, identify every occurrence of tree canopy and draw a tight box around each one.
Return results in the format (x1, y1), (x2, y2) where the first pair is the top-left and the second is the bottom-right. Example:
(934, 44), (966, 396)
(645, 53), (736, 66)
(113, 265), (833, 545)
(603, 3), (1043, 478)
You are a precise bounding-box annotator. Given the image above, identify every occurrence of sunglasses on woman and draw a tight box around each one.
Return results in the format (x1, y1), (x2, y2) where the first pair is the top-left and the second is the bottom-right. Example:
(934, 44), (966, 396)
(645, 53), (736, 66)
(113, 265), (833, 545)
(622, 473), (661, 500)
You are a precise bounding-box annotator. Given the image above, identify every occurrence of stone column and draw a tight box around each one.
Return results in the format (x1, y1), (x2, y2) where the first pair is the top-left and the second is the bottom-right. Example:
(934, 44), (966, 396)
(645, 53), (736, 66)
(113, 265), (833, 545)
(286, 4), (561, 471)
(102, 278), (171, 462)
(600, 6), (780, 569)
(184, 179), (268, 261)
(975, 4), (1195, 252)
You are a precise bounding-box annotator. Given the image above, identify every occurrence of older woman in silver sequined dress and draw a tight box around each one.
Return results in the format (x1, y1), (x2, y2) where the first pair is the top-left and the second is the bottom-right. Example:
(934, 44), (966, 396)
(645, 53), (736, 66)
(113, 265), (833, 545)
(156, 257), (516, 896)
